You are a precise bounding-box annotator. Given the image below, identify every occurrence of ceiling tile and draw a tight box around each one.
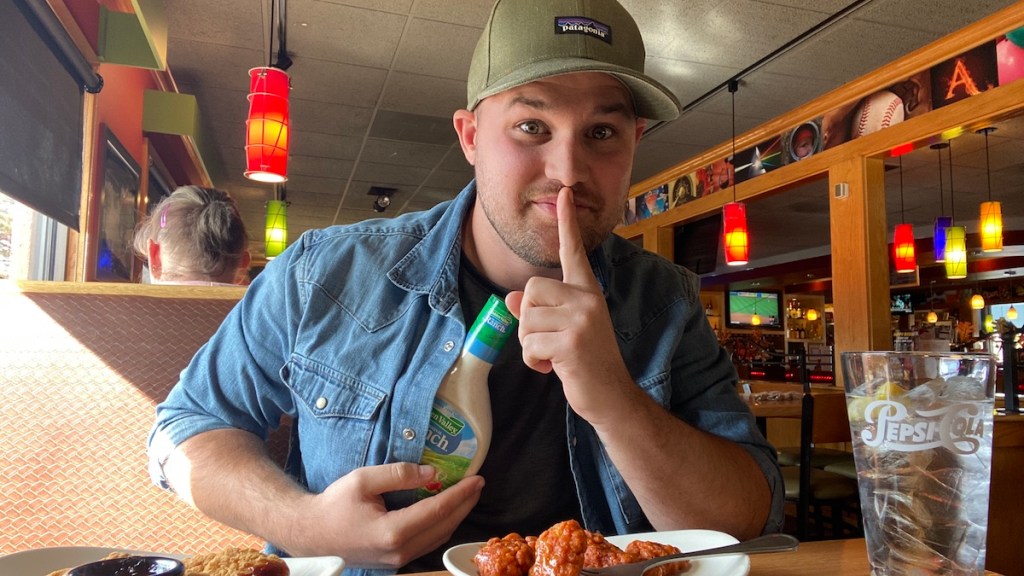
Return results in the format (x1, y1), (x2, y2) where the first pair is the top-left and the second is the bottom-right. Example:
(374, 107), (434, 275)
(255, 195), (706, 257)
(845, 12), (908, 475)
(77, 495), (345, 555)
(393, 19), (479, 80)
(382, 72), (466, 117)
(290, 97), (374, 137)
(369, 110), (459, 145)
(289, 0), (406, 69)
(359, 139), (453, 168)
(290, 58), (388, 107)
(412, 0), (493, 26)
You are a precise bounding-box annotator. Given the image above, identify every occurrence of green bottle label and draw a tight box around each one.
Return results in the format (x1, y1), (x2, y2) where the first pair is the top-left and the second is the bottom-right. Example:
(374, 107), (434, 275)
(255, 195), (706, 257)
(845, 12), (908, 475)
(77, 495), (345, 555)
(466, 295), (517, 363)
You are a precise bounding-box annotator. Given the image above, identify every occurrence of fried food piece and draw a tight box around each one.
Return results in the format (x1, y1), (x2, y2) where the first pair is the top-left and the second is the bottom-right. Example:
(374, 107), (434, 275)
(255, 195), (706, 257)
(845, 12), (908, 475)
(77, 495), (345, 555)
(582, 532), (637, 568)
(474, 533), (536, 576)
(182, 547), (289, 576)
(529, 520), (589, 576)
(624, 540), (689, 576)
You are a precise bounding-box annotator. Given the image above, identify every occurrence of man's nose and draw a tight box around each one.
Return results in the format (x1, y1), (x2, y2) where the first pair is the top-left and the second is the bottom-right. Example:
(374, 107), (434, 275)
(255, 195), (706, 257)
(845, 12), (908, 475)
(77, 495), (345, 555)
(544, 135), (588, 188)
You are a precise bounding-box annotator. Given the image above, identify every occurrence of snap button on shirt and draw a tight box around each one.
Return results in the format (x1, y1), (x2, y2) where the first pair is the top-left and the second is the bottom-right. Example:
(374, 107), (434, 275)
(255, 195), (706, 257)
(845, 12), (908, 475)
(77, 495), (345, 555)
(443, 340), (455, 352)
(402, 428), (416, 440)
(315, 397), (328, 409)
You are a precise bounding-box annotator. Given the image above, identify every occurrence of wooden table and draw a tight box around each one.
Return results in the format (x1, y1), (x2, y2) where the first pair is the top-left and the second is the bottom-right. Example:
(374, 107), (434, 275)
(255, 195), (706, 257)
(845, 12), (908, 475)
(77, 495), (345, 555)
(416, 538), (1003, 575)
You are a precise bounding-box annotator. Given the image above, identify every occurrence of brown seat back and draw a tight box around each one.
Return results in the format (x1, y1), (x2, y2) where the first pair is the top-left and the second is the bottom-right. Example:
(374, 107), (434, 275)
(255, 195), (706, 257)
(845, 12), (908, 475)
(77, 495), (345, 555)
(0, 281), (287, 554)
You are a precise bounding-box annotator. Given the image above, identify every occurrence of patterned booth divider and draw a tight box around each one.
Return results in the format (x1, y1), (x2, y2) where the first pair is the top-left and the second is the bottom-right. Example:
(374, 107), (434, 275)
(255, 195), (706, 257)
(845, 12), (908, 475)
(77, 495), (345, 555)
(0, 281), (289, 554)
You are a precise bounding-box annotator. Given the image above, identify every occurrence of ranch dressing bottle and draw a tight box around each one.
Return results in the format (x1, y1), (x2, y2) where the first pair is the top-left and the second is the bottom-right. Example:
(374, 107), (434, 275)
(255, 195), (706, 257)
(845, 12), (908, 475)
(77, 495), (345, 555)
(416, 295), (516, 498)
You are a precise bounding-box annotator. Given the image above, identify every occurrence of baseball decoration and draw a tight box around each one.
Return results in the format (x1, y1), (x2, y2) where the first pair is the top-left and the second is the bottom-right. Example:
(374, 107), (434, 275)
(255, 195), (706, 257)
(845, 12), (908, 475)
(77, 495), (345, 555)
(851, 90), (905, 138)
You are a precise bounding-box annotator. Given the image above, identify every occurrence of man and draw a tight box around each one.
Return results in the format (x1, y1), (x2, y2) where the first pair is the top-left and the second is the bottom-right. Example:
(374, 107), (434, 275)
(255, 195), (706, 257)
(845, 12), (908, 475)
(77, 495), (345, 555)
(147, 0), (784, 573)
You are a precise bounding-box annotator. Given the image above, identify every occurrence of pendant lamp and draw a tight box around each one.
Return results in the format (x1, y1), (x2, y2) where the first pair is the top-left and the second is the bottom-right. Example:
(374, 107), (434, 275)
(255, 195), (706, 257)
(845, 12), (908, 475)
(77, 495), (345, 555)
(723, 80), (749, 266)
(805, 308), (819, 322)
(930, 142), (950, 263)
(971, 292), (985, 310)
(944, 139), (968, 279)
(892, 155), (916, 273)
(977, 127), (1002, 252)
(245, 67), (291, 182)
(245, 0), (293, 183)
(1008, 305), (1018, 320)
(265, 185), (289, 259)
(750, 295), (761, 326)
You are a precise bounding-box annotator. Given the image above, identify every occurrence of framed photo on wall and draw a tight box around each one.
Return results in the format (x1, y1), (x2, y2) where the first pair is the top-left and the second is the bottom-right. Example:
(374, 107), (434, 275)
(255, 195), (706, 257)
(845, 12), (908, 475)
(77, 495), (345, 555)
(93, 126), (141, 282)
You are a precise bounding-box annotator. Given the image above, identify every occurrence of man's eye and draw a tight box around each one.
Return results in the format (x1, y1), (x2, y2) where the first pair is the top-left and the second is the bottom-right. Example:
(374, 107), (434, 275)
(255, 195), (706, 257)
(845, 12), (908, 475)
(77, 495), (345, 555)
(517, 121), (544, 135)
(591, 126), (615, 140)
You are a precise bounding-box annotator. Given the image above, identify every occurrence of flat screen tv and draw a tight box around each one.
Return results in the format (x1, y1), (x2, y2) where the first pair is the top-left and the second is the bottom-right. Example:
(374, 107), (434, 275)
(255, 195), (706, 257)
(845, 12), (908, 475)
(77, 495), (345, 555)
(726, 289), (783, 329)
(891, 293), (913, 314)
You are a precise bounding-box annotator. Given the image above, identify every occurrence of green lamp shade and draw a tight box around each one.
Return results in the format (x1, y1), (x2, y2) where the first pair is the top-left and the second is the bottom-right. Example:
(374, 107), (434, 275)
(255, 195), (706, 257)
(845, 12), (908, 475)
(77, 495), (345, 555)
(265, 200), (288, 259)
(944, 226), (968, 279)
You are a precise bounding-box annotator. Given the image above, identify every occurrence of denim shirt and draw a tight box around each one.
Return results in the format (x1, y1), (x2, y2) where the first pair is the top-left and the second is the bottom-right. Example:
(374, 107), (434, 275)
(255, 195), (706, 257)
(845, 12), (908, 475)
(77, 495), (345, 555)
(148, 181), (784, 575)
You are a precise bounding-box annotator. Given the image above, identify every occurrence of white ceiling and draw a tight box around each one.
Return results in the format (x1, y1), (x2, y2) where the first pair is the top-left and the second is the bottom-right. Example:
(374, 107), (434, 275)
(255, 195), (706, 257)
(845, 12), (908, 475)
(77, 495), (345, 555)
(159, 0), (1024, 286)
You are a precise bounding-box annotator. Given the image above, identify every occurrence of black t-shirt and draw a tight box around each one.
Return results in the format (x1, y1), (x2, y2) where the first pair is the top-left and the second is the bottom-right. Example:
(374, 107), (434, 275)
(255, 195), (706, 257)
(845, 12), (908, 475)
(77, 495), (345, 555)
(401, 258), (582, 572)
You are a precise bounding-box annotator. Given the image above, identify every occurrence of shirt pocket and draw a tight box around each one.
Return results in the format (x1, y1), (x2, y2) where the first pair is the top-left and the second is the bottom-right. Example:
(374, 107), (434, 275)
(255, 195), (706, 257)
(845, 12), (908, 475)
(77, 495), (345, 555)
(284, 353), (387, 489)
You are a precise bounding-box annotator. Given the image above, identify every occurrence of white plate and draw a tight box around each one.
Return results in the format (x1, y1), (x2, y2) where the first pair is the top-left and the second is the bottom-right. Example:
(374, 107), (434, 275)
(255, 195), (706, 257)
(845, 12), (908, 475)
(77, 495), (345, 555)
(0, 546), (344, 576)
(443, 529), (750, 576)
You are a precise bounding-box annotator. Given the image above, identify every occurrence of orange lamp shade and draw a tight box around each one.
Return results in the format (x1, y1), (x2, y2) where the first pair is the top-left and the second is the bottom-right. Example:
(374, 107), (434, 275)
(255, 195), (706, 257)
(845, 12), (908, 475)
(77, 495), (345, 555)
(944, 226), (968, 279)
(892, 223), (916, 273)
(722, 202), (749, 266)
(980, 201), (1003, 252)
(245, 67), (290, 183)
(1008, 305), (1018, 320)
(926, 310), (938, 323)
(971, 293), (985, 310)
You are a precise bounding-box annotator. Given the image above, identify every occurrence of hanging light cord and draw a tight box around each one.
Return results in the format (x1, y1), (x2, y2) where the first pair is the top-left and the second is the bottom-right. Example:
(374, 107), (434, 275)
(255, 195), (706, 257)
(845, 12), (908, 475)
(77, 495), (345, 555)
(948, 140), (955, 221)
(984, 128), (992, 201)
(729, 79), (738, 203)
(899, 155), (906, 223)
(937, 145), (945, 214)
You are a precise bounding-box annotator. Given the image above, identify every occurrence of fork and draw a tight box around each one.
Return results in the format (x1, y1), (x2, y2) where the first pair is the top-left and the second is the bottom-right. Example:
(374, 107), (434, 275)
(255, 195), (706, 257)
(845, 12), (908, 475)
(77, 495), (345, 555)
(578, 533), (799, 576)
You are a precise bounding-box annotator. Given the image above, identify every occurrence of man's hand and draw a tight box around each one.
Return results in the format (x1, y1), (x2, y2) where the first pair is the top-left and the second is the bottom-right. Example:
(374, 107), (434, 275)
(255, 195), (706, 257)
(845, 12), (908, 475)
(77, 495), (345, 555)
(297, 463), (484, 567)
(504, 187), (633, 424)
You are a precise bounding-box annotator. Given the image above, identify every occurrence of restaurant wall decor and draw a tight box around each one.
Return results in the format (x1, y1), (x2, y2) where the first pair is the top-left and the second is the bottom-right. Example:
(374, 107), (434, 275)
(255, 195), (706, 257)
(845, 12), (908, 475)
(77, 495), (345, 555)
(92, 125), (141, 283)
(628, 36), (1015, 223)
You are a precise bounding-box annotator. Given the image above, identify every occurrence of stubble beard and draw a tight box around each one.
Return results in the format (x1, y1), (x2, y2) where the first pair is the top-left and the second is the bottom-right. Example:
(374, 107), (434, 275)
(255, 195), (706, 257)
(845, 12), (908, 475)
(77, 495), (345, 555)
(475, 178), (618, 269)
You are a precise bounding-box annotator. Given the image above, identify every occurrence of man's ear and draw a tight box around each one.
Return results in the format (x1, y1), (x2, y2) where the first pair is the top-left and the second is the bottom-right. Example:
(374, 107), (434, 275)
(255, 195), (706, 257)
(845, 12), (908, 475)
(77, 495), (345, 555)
(147, 239), (162, 280)
(633, 117), (647, 145)
(453, 109), (478, 166)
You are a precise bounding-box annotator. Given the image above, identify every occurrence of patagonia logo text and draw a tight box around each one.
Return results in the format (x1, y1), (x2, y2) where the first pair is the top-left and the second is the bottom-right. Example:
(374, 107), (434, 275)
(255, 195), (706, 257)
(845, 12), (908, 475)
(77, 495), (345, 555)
(554, 17), (612, 44)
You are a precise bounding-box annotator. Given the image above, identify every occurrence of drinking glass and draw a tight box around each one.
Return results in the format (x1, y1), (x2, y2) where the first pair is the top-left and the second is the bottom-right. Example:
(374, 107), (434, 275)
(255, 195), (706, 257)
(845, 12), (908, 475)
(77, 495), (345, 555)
(841, 351), (996, 575)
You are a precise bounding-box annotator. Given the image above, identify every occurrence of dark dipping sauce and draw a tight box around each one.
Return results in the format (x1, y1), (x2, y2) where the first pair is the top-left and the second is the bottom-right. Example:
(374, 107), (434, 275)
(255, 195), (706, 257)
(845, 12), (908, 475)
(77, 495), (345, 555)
(67, 556), (185, 576)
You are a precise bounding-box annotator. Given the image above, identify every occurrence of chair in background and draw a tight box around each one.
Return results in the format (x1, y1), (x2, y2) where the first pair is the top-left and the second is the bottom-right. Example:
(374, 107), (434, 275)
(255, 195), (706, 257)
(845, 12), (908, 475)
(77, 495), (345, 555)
(780, 363), (861, 541)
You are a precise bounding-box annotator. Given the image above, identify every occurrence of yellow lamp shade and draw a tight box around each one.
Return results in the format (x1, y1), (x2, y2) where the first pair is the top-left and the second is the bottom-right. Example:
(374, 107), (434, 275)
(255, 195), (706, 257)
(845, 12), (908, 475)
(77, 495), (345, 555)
(980, 201), (1003, 252)
(750, 313), (761, 326)
(984, 314), (995, 332)
(265, 200), (288, 259)
(971, 293), (985, 310)
(926, 310), (938, 323)
(1008, 305), (1018, 320)
(722, 202), (749, 266)
(892, 223), (916, 273)
(944, 226), (968, 279)
(805, 309), (819, 321)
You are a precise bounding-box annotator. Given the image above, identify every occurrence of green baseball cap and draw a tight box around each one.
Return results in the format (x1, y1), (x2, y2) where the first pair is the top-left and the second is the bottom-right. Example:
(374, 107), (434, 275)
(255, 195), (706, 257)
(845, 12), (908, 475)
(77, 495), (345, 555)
(467, 0), (681, 121)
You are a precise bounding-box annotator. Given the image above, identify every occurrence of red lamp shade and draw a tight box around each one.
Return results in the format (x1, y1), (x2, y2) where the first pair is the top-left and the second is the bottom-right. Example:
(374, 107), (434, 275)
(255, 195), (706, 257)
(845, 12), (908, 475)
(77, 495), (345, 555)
(892, 223), (916, 273)
(245, 67), (290, 183)
(722, 202), (749, 266)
